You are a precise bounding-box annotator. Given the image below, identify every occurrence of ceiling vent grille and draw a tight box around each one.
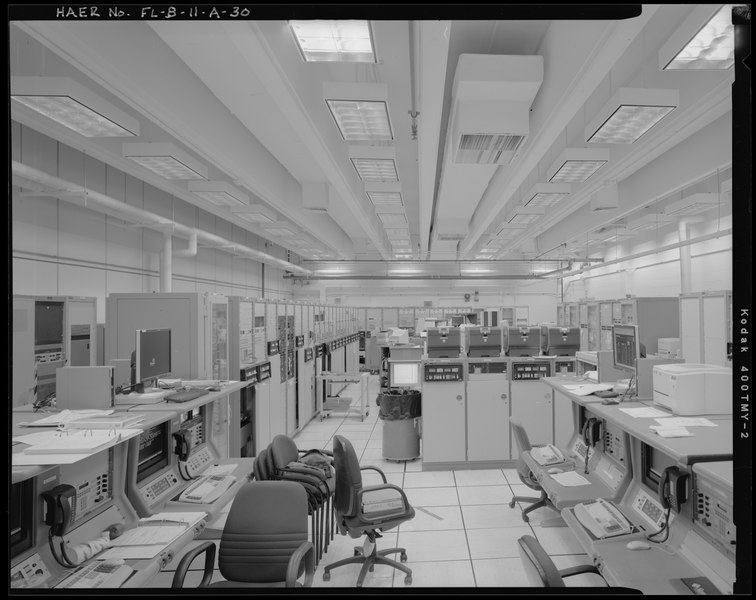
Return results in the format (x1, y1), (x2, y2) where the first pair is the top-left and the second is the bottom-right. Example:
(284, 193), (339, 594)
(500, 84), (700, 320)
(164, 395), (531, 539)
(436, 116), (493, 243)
(457, 134), (525, 164)
(450, 54), (543, 165)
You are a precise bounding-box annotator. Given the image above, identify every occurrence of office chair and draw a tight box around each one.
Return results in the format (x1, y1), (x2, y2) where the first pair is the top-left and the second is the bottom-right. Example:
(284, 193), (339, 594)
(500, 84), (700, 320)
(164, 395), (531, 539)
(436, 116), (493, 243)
(508, 417), (563, 526)
(517, 535), (607, 587)
(252, 447), (272, 481)
(171, 481), (315, 588)
(268, 435), (334, 562)
(322, 435), (414, 587)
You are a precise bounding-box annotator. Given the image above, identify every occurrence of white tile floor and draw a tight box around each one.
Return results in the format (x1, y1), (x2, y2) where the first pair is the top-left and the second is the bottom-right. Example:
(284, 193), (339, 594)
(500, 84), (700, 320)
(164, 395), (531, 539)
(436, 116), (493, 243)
(149, 374), (606, 589)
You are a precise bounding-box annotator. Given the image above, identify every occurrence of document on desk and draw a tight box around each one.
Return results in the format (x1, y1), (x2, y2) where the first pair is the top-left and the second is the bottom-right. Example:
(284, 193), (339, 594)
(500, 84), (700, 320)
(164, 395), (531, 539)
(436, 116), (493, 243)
(654, 427), (694, 438)
(17, 409), (115, 427)
(98, 512), (206, 560)
(652, 417), (717, 427)
(549, 471), (591, 486)
(561, 383), (614, 397)
(203, 463), (238, 476)
(617, 406), (669, 418)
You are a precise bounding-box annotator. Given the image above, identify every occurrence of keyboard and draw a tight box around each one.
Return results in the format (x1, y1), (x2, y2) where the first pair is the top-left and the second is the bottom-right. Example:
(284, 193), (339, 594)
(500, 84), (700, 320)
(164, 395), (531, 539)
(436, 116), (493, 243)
(164, 388), (211, 403)
(55, 561), (133, 588)
(179, 474), (236, 503)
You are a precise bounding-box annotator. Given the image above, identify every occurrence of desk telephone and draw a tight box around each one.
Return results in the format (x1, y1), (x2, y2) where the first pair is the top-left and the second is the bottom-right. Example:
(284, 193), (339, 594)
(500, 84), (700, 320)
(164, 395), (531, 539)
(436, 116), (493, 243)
(178, 474), (236, 504)
(530, 444), (565, 466)
(574, 498), (633, 539)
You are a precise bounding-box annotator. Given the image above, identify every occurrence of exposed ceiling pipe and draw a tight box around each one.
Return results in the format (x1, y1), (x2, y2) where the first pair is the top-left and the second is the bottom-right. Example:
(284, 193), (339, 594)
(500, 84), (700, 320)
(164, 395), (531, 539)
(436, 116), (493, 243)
(553, 227), (732, 279)
(11, 160), (312, 276)
(174, 231), (198, 257)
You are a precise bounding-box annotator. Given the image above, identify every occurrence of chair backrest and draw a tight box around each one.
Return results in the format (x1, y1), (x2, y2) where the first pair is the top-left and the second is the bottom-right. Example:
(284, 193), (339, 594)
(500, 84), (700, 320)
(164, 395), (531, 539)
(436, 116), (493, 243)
(253, 448), (271, 481)
(509, 417), (533, 453)
(509, 417), (538, 488)
(219, 481), (309, 583)
(332, 435), (364, 518)
(517, 535), (566, 587)
(269, 435), (300, 471)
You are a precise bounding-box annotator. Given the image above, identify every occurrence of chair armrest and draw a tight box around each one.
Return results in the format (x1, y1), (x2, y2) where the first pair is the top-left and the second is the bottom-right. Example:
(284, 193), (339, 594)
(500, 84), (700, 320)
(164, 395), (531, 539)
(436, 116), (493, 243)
(171, 541), (216, 588)
(558, 564), (603, 579)
(357, 483), (411, 518)
(282, 462), (329, 482)
(359, 465), (388, 483)
(285, 541), (315, 587)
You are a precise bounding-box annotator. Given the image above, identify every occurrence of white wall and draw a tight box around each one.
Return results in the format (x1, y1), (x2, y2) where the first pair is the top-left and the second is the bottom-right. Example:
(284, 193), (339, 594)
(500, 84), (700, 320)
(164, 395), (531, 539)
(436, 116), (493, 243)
(11, 123), (294, 323)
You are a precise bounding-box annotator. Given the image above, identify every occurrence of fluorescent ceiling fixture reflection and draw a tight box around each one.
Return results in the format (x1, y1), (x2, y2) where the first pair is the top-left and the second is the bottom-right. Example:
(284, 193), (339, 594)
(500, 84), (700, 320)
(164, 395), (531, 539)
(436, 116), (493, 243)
(123, 143), (208, 180)
(289, 20), (375, 63)
(662, 5), (734, 70)
(461, 268), (494, 274)
(664, 193), (720, 216)
(325, 83), (392, 141)
(478, 248), (498, 254)
(231, 204), (277, 223)
(375, 204), (405, 215)
(317, 268), (348, 274)
(389, 269), (422, 275)
(187, 180), (249, 206)
(394, 254), (413, 259)
(11, 76), (140, 138)
(262, 222), (299, 237)
(522, 183), (572, 208)
(547, 148), (609, 183)
(585, 88), (678, 144)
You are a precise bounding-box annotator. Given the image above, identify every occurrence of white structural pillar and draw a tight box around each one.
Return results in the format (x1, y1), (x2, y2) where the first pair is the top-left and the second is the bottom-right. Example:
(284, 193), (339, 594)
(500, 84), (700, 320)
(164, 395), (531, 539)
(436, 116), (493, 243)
(161, 232), (172, 293)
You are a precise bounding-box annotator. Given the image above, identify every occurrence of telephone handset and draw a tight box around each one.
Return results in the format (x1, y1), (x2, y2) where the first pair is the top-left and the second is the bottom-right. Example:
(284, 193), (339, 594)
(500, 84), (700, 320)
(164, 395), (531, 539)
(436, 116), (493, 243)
(581, 418), (602, 474)
(42, 484), (77, 537)
(659, 466), (689, 513)
(173, 431), (191, 461)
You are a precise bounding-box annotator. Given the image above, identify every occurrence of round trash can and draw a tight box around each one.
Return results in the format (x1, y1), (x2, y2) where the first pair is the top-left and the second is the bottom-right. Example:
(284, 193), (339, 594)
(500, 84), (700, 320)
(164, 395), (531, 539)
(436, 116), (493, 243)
(377, 389), (421, 461)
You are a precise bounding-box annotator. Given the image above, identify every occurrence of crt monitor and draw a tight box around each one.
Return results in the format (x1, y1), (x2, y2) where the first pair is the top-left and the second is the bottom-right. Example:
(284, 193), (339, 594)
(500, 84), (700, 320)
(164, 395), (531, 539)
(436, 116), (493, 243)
(612, 324), (640, 372)
(10, 479), (35, 560)
(136, 421), (172, 485)
(390, 362), (420, 387)
(466, 326), (502, 357)
(133, 328), (172, 392)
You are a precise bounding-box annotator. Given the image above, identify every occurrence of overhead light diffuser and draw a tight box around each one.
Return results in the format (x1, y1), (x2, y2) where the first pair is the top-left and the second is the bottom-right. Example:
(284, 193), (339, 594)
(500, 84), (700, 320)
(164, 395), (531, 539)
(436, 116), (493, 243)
(522, 183), (572, 208)
(585, 88), (679, 144)
(507, 212), (542, 225)
(547, 148), (609, 183)
(378, 213), (408, 225)
(11, 76), (140, 137)
(626, 213), (674, 231)
(289, 20), (376, 63)
(386, 228), (410, 240)
(660, 5), (734, 70)
(367, 191), (403, 206)
(262, 221), (299, 237)
(350, 158), (399, 182)
(231, 204), (277, 223)
(188, 180), (249, 207)
(123, 143), (208, 180)
(664, 193), (720, 217)
(324, 83), (392, 141)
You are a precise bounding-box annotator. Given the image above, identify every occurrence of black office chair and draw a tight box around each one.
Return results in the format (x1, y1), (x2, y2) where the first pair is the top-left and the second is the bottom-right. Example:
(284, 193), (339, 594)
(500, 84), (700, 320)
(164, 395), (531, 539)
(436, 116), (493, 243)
(268, 435), (334, 562)
(517, 535), (607, 587)
(509, 417), (563, 525)
(171, 481), (315, 588)
(322, 435), (414, 587)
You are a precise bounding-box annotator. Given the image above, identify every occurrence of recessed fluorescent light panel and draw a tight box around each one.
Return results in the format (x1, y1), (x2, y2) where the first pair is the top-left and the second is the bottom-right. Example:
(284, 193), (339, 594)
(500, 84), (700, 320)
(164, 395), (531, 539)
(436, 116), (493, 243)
(386, 228), (410, 240)
(522, 183), (572, 208)
(664, 193), (720, 216)
(585, 88), (679, 144)
(507, 212), (542, 225)
(290, 20), (376, 63)
(378, 213), (408, 225)
(11, 76), (140, 137)
(351, 158), (399, 182)
(547, 148), (609, 183)
(187, 180), (249, 207)
(123, 143), (208, 180)
(661, 5), (734, 70)
(232, 204), (277, 224)
(367, 191), (403, 206)
(325, 83), (392, 141)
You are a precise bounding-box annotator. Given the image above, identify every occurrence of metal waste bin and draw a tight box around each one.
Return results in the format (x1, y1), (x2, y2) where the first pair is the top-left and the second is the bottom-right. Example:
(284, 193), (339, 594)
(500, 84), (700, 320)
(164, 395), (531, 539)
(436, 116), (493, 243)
(377, 389), (421, 461)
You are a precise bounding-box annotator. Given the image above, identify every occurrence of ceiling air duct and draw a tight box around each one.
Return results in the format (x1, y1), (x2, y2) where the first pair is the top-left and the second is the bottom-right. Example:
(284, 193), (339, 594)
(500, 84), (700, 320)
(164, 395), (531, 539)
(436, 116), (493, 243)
(450, 54), (544, 165)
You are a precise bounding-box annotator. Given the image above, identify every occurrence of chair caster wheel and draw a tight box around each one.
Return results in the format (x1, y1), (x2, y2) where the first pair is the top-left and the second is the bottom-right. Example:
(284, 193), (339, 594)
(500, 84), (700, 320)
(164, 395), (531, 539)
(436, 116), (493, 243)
(522, 515), (530, 523)
(400, 552), (407, 562)
(354, 549), (361, 556)
(369, 565), (374, 572)
(404, 576), (412, 585)
(323, 572), (331, 581)
(508, 499), (516, 508)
